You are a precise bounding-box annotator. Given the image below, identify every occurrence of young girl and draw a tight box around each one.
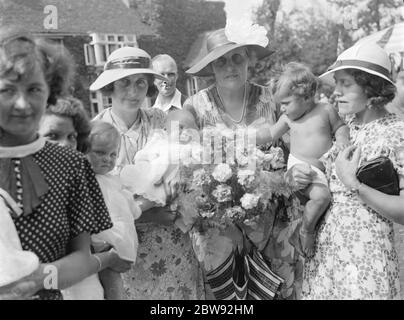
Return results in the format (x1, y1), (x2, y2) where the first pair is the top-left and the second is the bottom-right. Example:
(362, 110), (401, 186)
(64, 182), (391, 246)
(38, 96), (91, 153)
(255, 62), (350, 257)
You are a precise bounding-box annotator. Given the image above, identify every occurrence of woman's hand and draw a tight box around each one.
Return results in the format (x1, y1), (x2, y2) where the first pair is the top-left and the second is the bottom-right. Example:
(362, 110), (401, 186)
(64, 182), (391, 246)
(335, 145), (362, 189)
(286, 163), (316, 190)
(107, 249), (133, 273)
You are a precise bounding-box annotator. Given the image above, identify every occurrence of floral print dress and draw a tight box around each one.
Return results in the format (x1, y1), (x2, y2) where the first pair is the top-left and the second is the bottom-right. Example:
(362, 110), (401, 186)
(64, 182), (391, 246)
(94, 107), (205, 300)
(184, 82), (304, 300)
(302, 113), (404, 299)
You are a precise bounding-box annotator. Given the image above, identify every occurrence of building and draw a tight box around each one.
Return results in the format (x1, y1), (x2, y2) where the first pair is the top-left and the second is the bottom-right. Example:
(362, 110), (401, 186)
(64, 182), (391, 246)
(0, 0), (155, 116)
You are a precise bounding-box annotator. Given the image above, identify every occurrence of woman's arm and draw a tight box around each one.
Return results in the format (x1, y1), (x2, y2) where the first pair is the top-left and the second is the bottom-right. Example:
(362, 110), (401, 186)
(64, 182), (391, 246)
(336, 146), (404, 224)
(0, 232), (131, 299)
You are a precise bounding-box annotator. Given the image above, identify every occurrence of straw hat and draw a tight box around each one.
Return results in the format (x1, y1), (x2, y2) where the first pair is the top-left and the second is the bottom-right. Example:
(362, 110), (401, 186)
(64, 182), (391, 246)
(90, 47), (168, 91)
(186, 28), (273, 77)
(320, 43), (394, 85)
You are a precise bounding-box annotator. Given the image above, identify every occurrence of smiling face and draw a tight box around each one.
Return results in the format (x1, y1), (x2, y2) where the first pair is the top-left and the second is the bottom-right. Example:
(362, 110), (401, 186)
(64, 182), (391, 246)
(111, 74), (149, 112)
(0, 63), (49, 146)
(211, 47), (249, 91)
(333, 70), (368, 116)
(39, 114), (78, 150)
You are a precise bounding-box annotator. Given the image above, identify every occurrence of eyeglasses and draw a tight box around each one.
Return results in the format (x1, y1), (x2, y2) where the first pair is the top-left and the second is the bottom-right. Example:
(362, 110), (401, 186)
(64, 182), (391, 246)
(212, 53), (246, 68)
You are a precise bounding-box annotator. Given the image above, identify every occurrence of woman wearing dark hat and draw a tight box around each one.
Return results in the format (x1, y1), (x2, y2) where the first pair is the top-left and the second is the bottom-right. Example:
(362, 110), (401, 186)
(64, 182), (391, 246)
(289, 43), (404, 299)
(90, 47), (205, 299)
(184, 27), (303, 300)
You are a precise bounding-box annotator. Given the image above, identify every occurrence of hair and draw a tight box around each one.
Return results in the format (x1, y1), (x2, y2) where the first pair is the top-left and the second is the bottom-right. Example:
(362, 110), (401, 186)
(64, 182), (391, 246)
(45, 96), (91, 153)
(275, 62), (318, 102)
(152, 54), (178, 71)
(344, 68), (396, 109)
(88, 120), (120, 153)
(0, 26), (75, 105)
(100, 73), (158, 97)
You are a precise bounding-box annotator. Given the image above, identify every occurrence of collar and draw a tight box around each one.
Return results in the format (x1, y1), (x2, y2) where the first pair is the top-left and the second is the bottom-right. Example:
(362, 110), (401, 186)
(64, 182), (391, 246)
(0, 137), (46, 158)
(153, 89), (182, 112)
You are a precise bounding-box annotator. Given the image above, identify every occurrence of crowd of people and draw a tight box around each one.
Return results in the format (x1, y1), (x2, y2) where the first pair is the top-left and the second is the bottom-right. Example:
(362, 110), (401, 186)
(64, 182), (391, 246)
(0, 21), (404, 300)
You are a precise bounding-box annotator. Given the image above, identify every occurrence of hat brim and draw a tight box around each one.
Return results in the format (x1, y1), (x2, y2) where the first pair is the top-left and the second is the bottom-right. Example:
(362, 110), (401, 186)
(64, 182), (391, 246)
(320, 65), (394, 86)
(90, 69), (168, 91)
(186, 43), (274, 77)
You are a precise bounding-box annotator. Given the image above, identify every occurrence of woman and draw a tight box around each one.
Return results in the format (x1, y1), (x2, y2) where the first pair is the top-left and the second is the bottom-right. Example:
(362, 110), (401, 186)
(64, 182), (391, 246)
(89, 46), (205, 299)
(38, 96), (91, 153)
(184, 27), (303, 299)
(290, 43), (404, 299)
(0, 27), (130, 300)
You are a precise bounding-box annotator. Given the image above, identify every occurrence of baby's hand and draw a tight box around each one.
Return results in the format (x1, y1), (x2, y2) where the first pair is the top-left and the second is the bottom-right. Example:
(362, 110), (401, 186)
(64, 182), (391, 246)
(335, 141), (351, 153)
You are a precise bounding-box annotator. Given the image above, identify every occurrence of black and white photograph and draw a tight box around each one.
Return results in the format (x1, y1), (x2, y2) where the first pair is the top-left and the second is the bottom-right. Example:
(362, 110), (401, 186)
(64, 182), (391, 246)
(0, 0), (404, 305)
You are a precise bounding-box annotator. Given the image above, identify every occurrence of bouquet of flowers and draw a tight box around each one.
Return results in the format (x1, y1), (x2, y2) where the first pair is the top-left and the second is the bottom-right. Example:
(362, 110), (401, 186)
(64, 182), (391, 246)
(175, 126), (293, 271)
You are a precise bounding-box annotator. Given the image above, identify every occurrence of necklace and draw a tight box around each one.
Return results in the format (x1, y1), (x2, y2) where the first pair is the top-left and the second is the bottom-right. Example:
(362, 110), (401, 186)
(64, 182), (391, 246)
(216, 83), (247, 124)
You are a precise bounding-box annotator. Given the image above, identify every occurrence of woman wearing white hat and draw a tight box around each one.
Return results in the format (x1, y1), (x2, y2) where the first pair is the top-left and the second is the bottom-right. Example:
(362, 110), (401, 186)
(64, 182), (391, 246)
(90, 47), (205, 299)
(289, 43), (404, 299)
(184, 25), (303, 300)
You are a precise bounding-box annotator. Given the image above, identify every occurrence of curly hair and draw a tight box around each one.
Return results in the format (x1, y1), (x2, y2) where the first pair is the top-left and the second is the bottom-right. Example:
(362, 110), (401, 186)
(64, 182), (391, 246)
(0, 26), (75, 105)
(100, 73), (158, 97)
(45, 96), (91, 153)
(275, 62), (318, 102)
(344, 69), (396, 109)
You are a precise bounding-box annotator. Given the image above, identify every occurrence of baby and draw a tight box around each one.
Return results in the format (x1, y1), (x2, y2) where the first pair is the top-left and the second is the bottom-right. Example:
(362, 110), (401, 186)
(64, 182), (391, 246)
(0, 188), (39, 288)
(63, 121), (140, 300)
(120, 110), (200, 229)
(255, 62), (350, 257)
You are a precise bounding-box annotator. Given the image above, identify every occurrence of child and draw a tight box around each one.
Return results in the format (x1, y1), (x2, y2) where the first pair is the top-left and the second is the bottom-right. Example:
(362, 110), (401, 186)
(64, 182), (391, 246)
(120, 110), (200, 229)
(63, 121), (140, 300)
(255, 62), (350, 257)
(0, 188), (39, 288)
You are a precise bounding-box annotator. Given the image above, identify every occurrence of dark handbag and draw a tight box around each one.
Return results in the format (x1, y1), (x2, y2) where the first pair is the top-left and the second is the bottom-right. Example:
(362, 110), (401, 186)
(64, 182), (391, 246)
(356, 156), (400, 195)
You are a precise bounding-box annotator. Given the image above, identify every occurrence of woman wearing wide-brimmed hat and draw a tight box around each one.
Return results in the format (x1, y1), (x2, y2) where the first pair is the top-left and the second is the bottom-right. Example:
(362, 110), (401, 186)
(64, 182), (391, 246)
(288, 43), (404, 299)
(184, 25), (303, 300)
(90, 47), (205, 299)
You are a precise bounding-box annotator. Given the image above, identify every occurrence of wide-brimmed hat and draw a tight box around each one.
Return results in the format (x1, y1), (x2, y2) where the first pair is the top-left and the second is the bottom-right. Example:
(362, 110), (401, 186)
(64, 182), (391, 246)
(186, 28), (274, 77)
(320, 43), (394, 85)
(90, 47), (168, 91)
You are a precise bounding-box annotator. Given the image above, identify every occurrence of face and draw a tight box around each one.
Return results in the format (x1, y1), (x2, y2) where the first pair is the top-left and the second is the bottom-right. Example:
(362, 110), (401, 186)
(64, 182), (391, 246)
(87, 136), (119, 175)
(165, 113), (198, 143)
(39, 114), (78, 150)
(112, 74), (149, 112)
(0, 63), (49, 145)
(153, 58), (178, 97)
(211, 47), (249, 90)
(278, 94), (308, 121)
(333, 70), (368, 115)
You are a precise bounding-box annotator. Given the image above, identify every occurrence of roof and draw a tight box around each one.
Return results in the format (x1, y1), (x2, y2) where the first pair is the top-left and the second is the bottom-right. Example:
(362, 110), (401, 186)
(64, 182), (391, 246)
(183, 30), (215, 70)
(0, 0), (154, 36)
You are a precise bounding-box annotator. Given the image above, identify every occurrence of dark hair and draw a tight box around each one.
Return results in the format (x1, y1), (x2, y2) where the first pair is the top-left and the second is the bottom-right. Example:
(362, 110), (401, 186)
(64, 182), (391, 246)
(100, 73), (158, 97)
(0, 26), (75, 105)
(45, 96), (91, 153)
(344, 69), (396, 108)
(275, 62), (318, 102)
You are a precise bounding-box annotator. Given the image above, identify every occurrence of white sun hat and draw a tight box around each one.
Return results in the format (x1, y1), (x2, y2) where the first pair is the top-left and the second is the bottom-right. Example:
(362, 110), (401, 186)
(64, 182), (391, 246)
(320, 42), (394, 85)
(89, 47), (168, 91)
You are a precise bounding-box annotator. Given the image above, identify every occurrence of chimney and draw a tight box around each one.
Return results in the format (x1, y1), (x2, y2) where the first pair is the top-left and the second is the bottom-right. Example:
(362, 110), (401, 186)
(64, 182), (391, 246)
(122, 0), (137, 9)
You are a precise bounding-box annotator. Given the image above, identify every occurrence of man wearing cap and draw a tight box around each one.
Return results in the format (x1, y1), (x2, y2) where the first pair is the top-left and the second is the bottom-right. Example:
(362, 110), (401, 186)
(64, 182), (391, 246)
(151, 54), (187, 113)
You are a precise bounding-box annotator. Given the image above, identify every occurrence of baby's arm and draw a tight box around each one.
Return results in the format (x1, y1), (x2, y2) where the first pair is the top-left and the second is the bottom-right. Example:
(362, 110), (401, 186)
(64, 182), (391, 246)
(255, 114), (290, 145)
(134, 196), (157, 213)
(326, 104), (350, 149)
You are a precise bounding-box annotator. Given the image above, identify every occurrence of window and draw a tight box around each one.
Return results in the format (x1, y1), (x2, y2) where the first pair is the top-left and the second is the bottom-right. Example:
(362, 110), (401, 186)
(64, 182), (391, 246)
(92, 103), (99, 115)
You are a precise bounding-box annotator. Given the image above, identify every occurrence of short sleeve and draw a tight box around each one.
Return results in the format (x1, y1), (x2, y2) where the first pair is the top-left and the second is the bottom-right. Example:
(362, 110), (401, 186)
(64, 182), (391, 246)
(68, 156), (112, 239)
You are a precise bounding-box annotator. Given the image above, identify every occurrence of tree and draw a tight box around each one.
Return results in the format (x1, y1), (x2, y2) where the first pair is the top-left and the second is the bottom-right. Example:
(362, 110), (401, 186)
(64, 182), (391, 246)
(134, 0), (226, 93)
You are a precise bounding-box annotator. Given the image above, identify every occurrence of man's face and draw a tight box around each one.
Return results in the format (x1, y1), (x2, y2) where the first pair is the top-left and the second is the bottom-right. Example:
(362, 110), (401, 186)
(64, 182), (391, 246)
(153, 58), (178, 97)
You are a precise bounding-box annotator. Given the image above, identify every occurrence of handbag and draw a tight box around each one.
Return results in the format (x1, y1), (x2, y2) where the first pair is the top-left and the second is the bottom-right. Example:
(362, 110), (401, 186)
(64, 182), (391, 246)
(205, 248), (248, 300)
(356, 156), (400, 195)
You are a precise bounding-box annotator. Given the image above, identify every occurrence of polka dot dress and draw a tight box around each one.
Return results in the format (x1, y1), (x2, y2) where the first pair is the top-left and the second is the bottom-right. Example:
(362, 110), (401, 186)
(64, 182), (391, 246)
(11, 142), (112, 300)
